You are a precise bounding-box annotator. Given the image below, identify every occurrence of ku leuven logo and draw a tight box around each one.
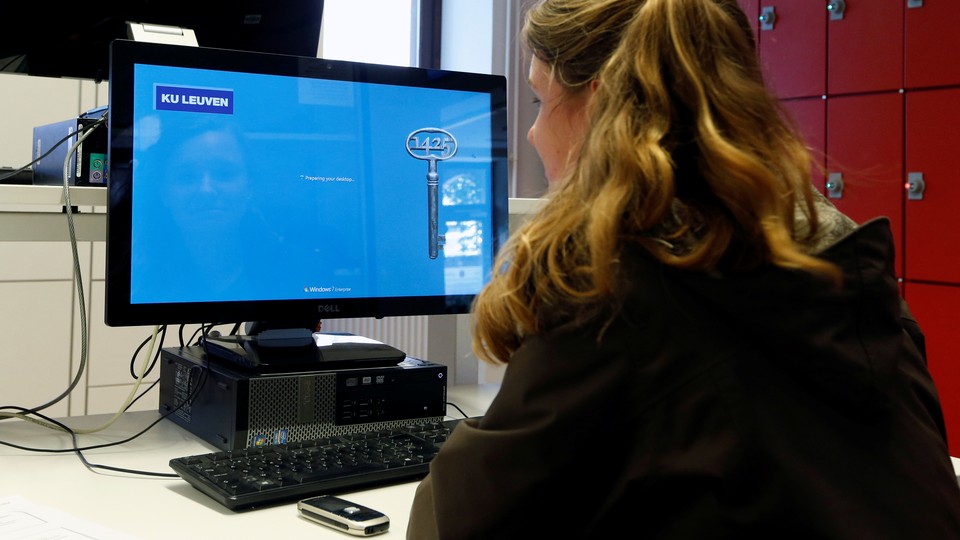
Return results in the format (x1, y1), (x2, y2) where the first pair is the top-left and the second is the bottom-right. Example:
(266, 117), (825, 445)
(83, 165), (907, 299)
(155, 85), (234, 115)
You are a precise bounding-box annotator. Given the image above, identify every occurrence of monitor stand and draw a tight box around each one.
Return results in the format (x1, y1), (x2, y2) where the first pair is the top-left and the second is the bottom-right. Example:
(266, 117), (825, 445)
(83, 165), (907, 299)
(200, 323), (407, 374)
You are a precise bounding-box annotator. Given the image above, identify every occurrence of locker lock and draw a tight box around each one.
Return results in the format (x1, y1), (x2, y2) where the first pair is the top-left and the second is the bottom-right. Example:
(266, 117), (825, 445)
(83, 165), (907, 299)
(906, 172), (926, 201)
(827, 0), (846, 21)
(826, 172), (844, 199)
(759, 6), (776, 31)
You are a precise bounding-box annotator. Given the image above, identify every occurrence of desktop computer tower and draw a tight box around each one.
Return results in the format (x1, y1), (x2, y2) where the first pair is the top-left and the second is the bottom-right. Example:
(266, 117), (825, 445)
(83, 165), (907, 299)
(32, 111), (108, 186)
(158, 346), (447, 451)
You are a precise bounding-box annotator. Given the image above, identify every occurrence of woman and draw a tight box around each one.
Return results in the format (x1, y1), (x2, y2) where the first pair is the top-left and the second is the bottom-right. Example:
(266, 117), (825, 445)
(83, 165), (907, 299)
(408, 0), (960, 537)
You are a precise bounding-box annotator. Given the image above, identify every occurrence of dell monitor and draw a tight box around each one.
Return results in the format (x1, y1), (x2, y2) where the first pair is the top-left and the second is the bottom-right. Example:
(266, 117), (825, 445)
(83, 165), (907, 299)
(104, 39), (508, 363)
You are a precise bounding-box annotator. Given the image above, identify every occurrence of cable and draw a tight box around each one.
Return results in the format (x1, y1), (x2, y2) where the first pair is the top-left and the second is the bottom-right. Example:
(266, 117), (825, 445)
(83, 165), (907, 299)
(129, 325), (167, 379)
(70, 324), (160, 435)
(0, 323), (159, 434)
(0, 406), (178, 478)
(123, 379), (160, 413)
(4, 110), (160, 429)
(0, 113), (215, 477)
(7, 320), (220, 434)
(188, 324), (210, 346)
(192, 323), (235, 346)
(0, 362), (210, 478)
(3, 111), (158, 433)
(16, 112), (107, 415)
(178, 324), (188, 347)
(445, 401), (469, 419)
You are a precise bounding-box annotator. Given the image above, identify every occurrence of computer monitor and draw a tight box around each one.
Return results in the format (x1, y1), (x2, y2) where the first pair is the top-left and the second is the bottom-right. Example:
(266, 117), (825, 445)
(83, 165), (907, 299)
(0, 1), (324, 81)
(104, 40), (509, 348)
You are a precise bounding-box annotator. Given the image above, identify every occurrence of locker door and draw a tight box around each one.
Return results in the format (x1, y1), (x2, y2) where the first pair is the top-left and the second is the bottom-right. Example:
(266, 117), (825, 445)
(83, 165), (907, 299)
(905, 88), (960, 283)
(781, 98), (826, 191)
(759, 0), (826, 99)
(906, 2), (960, 90)
(904, 283), (960, 457)
(827, 0), (903, 95)
(826, 93), (904, 277)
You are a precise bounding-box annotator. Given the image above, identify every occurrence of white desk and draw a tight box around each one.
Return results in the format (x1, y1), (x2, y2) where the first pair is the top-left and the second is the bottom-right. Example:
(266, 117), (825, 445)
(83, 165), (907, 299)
(0, 184), (107, 241)
(0, 384), (501, 539)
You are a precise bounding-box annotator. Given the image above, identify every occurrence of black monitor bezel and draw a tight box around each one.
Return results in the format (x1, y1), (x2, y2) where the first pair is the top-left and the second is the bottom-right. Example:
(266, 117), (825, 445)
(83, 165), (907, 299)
(105, 39), (509, 327)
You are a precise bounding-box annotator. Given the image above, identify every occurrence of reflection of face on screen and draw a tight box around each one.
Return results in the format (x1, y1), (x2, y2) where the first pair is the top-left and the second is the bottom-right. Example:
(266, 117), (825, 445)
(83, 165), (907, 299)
(132, 119), (262, 300)
(164, 127), (252, 236)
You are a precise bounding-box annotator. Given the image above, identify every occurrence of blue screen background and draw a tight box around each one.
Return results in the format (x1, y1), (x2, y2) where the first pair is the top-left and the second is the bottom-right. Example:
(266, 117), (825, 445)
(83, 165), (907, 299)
(130, 64), (495, 304)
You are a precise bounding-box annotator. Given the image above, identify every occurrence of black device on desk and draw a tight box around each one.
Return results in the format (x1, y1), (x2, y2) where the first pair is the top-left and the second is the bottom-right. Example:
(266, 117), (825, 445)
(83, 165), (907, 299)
(159, 346), (447, 451)
(200, 331), (406, 373)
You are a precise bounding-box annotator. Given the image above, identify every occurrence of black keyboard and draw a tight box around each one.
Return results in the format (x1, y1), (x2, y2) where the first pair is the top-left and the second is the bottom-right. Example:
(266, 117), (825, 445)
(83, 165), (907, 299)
(169, 418), (466, 510)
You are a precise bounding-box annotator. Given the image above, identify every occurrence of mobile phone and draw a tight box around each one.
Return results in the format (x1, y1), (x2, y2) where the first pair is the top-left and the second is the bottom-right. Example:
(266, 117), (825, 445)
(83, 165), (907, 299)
(297, 495), (390, 536)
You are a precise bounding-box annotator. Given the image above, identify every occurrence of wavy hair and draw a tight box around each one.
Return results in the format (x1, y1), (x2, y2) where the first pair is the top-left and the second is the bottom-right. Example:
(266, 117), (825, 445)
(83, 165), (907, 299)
(472, 0), (837, 364)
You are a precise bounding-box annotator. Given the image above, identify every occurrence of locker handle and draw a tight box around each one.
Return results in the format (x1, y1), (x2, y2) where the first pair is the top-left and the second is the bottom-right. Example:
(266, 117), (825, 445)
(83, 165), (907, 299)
(826, 172), (844, 199)
(827, 0), (846, 21)
(759, 6), (776, 31)
(906, 172), (925, 201)
(907, 0), (923, 8)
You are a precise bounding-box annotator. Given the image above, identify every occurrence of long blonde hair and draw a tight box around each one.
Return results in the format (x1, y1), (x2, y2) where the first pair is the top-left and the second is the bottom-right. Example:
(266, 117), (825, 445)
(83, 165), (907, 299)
(473, 0), (836, 364)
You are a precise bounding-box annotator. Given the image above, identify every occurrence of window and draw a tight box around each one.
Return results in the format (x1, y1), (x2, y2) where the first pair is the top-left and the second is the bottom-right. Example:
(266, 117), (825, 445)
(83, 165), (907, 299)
(320, 0), (417, 67)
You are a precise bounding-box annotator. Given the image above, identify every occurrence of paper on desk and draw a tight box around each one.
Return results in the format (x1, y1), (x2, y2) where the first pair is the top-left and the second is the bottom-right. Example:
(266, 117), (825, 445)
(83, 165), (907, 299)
(312, 333), (384, 347)
(0, 495), (139, 540)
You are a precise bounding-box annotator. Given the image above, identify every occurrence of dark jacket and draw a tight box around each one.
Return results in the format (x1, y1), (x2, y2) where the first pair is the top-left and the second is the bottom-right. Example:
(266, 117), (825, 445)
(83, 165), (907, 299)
(408, 218), (960, 539)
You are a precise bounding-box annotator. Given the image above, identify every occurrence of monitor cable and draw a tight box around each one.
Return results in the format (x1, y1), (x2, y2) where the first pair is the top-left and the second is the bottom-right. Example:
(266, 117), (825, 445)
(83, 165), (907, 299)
(0, 114), (106, 419)
(24, 113), (106, 415)
(129, 325), (168, 380)
(445, 401), (469, 419)
(0, 110), (160, 431)
(0, 323), (162, 433)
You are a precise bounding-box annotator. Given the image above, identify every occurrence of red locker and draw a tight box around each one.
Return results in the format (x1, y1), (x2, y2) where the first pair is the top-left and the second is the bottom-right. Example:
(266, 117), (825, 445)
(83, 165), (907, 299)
(759, 0), (827, 99)
(905, 88), (960, 283)
(826, 93), (904, 277)
(827, 0), (903, 95)
(904, 283), (960, 456)
(906, 2), (960, 90)
(781, 97), (826, 191)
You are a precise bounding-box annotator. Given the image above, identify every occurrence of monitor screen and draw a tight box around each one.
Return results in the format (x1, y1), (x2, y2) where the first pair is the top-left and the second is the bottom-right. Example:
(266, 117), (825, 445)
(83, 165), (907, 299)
(105, 39), (508, 330)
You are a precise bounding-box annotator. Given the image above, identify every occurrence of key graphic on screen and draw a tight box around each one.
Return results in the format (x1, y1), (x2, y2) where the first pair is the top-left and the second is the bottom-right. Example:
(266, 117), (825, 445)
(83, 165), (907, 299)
(406, 128), (458, 259)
